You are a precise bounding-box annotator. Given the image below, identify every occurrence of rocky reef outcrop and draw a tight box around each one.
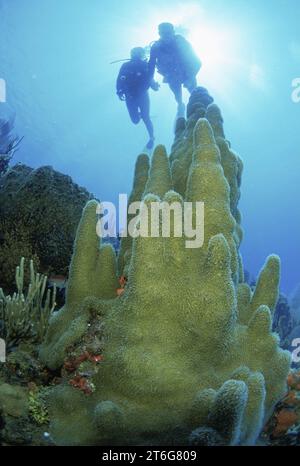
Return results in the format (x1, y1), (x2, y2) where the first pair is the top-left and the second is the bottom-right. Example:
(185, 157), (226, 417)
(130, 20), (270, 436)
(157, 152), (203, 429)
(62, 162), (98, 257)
(273, 295), (294, 349)
(0, 164), (93, 292)
(290, 284), (300, 322)
(37, 87), (291, 446)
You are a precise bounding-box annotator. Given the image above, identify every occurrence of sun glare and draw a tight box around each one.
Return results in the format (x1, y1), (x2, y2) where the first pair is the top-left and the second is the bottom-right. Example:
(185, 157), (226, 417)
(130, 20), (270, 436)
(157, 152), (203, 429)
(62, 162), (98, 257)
(129, 2), (243, 97)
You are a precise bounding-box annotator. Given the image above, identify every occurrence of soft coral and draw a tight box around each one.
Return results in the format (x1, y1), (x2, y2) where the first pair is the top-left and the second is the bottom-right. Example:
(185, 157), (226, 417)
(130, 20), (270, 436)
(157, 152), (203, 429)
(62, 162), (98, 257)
(69, 375), (95, 395)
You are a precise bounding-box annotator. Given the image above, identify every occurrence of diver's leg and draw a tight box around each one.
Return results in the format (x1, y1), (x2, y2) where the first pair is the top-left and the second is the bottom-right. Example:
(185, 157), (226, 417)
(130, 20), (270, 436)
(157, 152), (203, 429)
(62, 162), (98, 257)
(139, 92), (155, 150)
(140, 93), (154, 138)
(169, 80), (185, 118)
(168, 79), (183, 105)
(126, 95), (141, 124)
(185, 76), (198, 94)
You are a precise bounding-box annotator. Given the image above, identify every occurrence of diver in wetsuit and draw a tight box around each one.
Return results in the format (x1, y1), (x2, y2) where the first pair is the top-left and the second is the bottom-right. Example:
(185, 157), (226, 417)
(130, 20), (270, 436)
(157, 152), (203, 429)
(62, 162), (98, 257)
(116, 47), (159, 150)
(149, 22), (201, 117)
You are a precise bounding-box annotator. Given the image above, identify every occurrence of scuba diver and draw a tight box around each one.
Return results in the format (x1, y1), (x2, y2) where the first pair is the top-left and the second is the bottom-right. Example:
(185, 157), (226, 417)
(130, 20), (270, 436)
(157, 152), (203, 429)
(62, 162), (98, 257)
(149, 22), (201, 117)
(116, 47), (159, 150)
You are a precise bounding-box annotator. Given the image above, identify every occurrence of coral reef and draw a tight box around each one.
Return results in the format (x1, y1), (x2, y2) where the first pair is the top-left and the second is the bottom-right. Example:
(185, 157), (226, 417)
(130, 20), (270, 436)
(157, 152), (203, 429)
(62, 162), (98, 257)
(0, 257), (56, 351)
(263, 369), (300, 445)
(271, 293), (300, 369)
(273, 294), (294, 349)
(38, 87), (291, 446)
(290, 284), (300, 322)
(0, 164), (93, 292)
(0, 154), (12, 177)
(28, 386), (49, 426)
(0, 378), (54, 445)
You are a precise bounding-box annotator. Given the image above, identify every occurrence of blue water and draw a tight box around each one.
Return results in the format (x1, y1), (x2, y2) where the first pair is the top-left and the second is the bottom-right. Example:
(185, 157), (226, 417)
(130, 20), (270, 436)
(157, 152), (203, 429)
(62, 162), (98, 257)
(0, 0), (299, 295)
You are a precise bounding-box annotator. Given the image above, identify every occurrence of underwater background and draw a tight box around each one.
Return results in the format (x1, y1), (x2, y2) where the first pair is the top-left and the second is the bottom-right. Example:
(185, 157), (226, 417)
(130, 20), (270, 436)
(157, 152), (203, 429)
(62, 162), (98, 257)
(2, 0), (300, 447)
(0, 0), (299, 296)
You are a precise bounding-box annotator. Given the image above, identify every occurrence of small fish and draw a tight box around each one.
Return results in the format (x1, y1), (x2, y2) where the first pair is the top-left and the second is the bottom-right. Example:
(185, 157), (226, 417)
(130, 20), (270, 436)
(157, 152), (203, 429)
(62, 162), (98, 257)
(48, 275), (67, 290)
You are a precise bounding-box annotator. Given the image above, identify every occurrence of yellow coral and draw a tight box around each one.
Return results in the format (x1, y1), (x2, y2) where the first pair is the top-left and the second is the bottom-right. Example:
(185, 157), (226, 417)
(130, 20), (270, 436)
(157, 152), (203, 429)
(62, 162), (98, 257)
(40, 88), (290, 446)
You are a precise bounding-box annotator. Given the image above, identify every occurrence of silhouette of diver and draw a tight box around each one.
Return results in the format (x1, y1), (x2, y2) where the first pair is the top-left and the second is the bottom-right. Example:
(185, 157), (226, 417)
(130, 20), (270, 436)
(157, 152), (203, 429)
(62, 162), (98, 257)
(149, 22), (201, 117)
(116, 47), (159, 150)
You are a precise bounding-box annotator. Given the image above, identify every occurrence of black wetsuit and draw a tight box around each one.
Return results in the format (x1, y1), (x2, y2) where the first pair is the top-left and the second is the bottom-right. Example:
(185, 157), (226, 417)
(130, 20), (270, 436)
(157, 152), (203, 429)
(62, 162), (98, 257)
(116, 59), (154, 139)
(149, 35), (201, 104)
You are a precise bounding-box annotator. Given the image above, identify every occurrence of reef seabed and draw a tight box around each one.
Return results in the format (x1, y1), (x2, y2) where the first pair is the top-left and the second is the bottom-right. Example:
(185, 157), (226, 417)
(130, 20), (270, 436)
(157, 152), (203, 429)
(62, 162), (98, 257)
(0, 88), (292, 446)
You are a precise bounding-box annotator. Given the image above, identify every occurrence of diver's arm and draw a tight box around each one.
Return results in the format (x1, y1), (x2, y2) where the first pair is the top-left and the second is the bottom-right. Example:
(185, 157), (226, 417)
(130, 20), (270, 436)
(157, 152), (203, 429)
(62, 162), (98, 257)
(150, 79), (160, 91)
(148, 44), (158, 79)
